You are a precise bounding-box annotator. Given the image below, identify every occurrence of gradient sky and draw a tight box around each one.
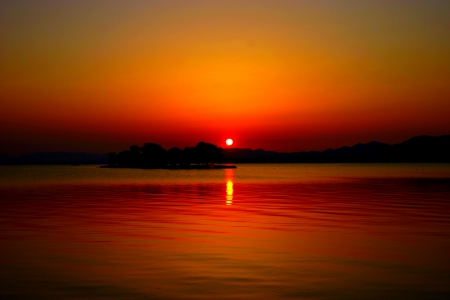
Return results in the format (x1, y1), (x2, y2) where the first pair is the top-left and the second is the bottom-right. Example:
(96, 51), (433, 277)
(1, 0), (450, 155)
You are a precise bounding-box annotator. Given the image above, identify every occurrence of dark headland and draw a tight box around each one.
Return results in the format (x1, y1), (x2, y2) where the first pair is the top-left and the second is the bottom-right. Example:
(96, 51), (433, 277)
(0, 135), (449, 165)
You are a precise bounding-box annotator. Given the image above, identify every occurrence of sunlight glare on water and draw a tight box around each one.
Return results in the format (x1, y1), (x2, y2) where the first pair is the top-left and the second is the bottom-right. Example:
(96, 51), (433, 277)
(226, 168), (234, 206)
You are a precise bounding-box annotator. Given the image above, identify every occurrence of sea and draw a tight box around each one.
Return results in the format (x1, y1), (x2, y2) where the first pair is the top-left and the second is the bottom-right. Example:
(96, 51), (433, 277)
(1, 163), (450, 300)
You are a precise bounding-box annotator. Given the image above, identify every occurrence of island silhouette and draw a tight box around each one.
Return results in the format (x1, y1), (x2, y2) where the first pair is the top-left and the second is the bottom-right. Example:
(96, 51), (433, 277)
(0, 135), (448, 165)
(106, 141), (235, 169)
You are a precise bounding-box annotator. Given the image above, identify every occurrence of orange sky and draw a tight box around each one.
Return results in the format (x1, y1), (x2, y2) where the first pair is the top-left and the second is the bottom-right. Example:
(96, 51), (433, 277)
(1, 1), (450, 155)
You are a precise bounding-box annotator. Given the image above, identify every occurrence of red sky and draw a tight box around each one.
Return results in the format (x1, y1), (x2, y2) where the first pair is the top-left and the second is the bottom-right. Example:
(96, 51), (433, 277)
(1, 1), (450, 155)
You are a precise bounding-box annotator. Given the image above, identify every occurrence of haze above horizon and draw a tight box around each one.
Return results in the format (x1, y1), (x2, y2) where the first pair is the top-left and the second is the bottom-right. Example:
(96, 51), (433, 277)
(1, 0), (449, 156)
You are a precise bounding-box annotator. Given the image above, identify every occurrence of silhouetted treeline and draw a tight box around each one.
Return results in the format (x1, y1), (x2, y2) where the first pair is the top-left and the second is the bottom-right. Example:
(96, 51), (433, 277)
(108, 142), (224, 168)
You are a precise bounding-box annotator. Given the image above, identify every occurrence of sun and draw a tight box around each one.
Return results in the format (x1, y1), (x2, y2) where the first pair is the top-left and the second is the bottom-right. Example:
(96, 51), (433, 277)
(226, 138), (233, 146)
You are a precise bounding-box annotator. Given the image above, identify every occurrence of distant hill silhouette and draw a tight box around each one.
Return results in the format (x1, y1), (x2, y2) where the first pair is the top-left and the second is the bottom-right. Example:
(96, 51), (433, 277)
(0, 135), (448, 165)
(0, 152), (108, 165)
(223, 135), (450, 163)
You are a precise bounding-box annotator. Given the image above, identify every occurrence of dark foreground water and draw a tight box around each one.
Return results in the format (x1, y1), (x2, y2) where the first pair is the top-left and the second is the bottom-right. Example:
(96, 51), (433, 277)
(1, 164), (450, 300)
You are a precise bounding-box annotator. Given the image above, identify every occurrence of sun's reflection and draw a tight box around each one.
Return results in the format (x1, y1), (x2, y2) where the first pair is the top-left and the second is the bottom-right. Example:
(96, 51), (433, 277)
(225, 168), (234, 205)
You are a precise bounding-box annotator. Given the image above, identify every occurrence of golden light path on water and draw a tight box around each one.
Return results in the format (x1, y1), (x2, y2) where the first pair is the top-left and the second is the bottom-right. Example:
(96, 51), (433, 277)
(225, 168), (234, 205)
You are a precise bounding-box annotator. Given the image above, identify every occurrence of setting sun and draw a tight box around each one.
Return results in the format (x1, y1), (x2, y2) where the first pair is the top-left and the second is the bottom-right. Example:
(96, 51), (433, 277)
(226, 139), (233, 146)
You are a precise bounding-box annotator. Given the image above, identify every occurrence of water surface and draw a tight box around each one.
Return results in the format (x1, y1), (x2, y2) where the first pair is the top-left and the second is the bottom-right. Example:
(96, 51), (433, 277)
(1, 164), (450, 299)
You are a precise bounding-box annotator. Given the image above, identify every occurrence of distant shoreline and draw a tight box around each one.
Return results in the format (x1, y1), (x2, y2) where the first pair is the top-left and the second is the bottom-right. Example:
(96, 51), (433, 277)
(100, 164), (237, 170)
(1, 135), (448, 165)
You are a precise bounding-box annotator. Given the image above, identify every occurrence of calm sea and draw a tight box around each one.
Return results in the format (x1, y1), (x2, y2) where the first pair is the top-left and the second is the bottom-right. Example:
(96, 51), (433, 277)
(1, 164), (450, 300)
